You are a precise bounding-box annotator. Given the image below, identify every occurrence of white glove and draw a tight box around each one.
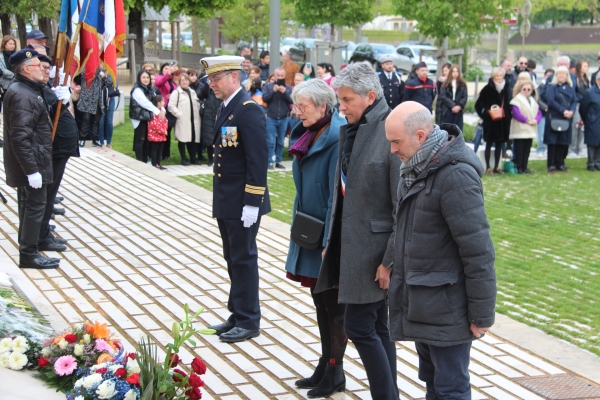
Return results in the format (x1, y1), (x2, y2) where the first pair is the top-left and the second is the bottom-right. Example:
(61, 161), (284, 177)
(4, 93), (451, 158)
(27, 172), (43, 189)
(59, 69), (71, 87)
(241, 205), (259, 228)
(49, 66), (57, 79)
(52, 85), (71, 105)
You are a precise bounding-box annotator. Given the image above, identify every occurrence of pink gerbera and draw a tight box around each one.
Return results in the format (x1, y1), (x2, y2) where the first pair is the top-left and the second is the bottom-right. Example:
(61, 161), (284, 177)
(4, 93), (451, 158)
(54, 355), (78, 376)
(94, 339), (114, 354)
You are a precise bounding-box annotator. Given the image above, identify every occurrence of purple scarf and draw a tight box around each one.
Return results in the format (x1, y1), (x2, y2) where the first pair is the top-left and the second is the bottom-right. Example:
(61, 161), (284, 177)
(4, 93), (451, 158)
(289, 114), (332, 160)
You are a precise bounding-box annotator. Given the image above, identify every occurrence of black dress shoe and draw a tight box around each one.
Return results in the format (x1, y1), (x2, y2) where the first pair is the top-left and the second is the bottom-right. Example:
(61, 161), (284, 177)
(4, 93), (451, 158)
(181, 159), (190, 166)
(54, 196), (63, 204)
(49, 224), (55, 231)
(49, 234), (68, 244)
(53, 207), (66, 215)
(275, 163), (286, 169)
(19, 254), (59, 269)
(191, 159), (202, 165)
(558, 165), (568, 172)
(92, 140), (102, 147)
(39, 241), (67, 252)
(208, 320), (235, 335)
(50, 213), (55, 220)
(219, 327), (260, 343)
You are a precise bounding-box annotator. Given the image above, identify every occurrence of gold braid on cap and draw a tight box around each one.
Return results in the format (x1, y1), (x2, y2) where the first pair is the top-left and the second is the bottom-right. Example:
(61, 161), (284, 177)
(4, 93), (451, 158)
(205, 63), (242, 76)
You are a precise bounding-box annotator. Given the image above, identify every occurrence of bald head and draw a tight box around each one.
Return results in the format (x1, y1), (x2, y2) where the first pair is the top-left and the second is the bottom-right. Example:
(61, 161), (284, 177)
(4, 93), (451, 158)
(385, 101), (433, 163)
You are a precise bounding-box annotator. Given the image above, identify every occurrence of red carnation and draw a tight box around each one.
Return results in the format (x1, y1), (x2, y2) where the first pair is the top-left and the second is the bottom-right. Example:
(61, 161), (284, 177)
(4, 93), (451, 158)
(96, 367), (107, 375)
(186, 386), (202, 400)
(126, 373), (140, 386)
(64, 334), (78, 344)
(37, 356), (50, 368)
(188, 373), (204, 388)
(114, 368), (127, 379)
(127, 353), (135, 360)
(191, 357), (207, 375)
(172, 368), (187, 383)
(169, 353), (180, 368)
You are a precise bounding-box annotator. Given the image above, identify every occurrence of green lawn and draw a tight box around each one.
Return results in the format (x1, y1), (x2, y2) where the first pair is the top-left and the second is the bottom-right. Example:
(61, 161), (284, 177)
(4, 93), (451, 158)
(476, 43), (600, 51)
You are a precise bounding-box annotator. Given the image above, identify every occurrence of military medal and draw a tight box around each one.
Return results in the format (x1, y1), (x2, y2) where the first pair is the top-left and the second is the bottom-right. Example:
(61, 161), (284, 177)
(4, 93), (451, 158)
(221, 127), (227, 147)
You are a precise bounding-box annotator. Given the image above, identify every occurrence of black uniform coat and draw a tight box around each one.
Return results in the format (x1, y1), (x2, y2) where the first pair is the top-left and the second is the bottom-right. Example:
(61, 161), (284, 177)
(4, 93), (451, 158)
(3, 74), (53, 188)
(543, 82), (577, 146)
(378, 71), (404, 109)
(212, 88), (271, 219)
(42, 84), (80, 159)
(580, 85), (600, 147)
(403, 76), (436, 111)
(475, 78), (512, 143)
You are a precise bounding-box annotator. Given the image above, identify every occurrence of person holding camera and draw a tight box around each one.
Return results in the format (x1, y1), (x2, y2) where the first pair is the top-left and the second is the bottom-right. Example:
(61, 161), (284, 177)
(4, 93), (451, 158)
(262, 67), (293, 169)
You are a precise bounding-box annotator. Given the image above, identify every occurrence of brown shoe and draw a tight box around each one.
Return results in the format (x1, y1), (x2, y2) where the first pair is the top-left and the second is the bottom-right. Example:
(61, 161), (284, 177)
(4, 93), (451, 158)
(494, 169), (505, 175)
(486, 168), (494, 176)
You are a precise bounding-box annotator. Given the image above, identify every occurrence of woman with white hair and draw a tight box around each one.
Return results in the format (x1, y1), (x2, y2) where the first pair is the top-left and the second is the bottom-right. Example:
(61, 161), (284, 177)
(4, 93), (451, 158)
(544, 66), (577, 172)
(284, 79), (348, 398)
(475, 66), (512, 175)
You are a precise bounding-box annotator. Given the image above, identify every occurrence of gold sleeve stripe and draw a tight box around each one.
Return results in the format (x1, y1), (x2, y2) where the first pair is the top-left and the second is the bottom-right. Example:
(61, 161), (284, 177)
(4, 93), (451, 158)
(245, 189), (264, 195)
(245, 184), (266, 191)
(243, 101), (257, 106)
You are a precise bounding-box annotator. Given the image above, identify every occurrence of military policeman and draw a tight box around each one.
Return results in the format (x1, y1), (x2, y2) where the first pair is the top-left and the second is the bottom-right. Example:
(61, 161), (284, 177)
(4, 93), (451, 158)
(378, 54), (404, 109)
(403, 61), (436, 112)
(201, 55), (271, 343)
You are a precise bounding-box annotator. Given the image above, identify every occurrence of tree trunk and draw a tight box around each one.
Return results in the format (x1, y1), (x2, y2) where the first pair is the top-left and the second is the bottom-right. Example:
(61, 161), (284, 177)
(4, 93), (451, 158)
(191, 17), (201, 53)
(0, 14), (11, 36)
(39, 16), (54, 54)
(128, 9), (145, 69)
(253, 35), (258, 59)
(16, 15), (27, 48)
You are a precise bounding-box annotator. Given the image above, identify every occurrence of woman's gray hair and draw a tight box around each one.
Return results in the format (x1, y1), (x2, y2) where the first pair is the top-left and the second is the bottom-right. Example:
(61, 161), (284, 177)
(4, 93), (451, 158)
(331, 62), (383, 99)
(292, 79), (337, 114)
(490, 67), (505, 78)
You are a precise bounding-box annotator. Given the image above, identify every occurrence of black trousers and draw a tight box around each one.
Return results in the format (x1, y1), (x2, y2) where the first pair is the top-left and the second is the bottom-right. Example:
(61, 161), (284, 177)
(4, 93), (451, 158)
(39, 157), (69, 241)
(150, 141), (164, 166)
(513, 139), (533, 172)
(80, 106), (102, 140)
(162, 128), (172, 159)
(178, 141), (198, 162)
(17, 185), (47, 255)
(416, 342), (472, 400)
(547, 144), (568, 168)
(217, 217), (261, 330)
(133, 121), (149, 163)
(485, 141), (503, 170)
(345, 300), (398, 400)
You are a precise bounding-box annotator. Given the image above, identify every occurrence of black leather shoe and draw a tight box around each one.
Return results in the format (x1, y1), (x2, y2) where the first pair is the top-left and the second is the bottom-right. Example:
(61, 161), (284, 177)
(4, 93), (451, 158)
(49, 224), (55, 231)
(181, 159), (190, 166)
(307, 364), (346, 398)
(92, 140), (102, 147)
(191, 159), (202, 165)
(219, 327), (260, 343)
(50, 213), (55, 220)
(558, 164), (568, 172)
(208, 320), (235, 335)
(53, 207), (66, 215)
(19, 254), (59, 269)
(275, 163), (286, 169)
(49, 234), (68, 244)
(38, 241), (67, 252)
(54, 196), (64, 204)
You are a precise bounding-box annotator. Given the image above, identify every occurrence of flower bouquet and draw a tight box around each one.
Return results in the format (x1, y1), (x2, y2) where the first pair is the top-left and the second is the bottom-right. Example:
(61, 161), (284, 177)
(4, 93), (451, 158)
(36, 321), (121, 393)
(0, 334), (42, 370)
(136, 304), (213, 400)
(65, 351), (141, 400)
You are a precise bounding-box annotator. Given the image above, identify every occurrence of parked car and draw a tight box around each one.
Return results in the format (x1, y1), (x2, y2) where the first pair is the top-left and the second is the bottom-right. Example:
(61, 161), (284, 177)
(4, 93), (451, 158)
(289, 38), (318, 61)
(395, 42), (438, 75)
(349, 43), (409, 72)
(341, 41), (356, 64)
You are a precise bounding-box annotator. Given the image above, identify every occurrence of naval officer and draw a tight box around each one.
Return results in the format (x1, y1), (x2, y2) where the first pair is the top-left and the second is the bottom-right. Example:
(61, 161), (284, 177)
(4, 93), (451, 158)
(202, 55), (271, 343)
(378, 54), (404, 110)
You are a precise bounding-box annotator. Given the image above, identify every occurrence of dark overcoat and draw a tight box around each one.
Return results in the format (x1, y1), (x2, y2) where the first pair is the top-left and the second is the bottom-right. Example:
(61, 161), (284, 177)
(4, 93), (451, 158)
(315, 99), (401, 304)
(475, 78), (512, 143)
(284, 111), (345, 279)
(543, 82), (577, 146)
(579, 85), (600, 147)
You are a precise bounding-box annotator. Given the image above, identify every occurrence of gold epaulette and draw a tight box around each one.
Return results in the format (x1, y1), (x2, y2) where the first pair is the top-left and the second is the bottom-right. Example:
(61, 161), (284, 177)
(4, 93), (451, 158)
(243, 101), (257, 106)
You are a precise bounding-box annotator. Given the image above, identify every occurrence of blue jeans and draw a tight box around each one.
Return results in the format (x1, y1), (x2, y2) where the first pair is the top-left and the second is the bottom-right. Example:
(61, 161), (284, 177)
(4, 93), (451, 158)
(267, 117), (287, 164)
(537, 116), (546, 154)
(473, 123), (483, 153)
(416, 341), (472, 400)
(99, 97), (116, 144)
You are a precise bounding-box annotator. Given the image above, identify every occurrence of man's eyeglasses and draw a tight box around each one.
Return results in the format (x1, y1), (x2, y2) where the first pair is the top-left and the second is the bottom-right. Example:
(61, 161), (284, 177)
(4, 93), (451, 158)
(207, 72), (232, 84)
(292, 104), (314, 114)
(41, 65), (51, 72)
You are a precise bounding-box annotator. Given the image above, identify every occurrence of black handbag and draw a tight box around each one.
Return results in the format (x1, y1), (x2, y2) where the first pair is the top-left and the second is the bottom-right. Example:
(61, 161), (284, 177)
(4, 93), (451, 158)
(290, 200), (325, 250)
(549, 89), (570, 132)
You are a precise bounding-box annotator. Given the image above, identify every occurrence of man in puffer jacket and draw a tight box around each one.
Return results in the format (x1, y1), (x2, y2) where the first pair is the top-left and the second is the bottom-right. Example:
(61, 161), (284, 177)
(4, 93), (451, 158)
(2, 49), (59, 269)
(385, 101), (496, 400)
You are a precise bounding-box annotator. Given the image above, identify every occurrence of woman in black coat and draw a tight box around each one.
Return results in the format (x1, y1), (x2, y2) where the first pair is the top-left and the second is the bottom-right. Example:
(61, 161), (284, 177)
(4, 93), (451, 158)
(578, 74), (600, 171)
(475, 67), (512, 175)
(199, 81), (222, 166)
(544, 66), (577, 172)
(439, 64), (468, 131)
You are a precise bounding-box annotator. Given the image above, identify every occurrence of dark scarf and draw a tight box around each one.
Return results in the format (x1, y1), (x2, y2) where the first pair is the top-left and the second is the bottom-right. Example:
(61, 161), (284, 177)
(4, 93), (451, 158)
(289, 113), (332, 160)
(341, 98), (381, 175)
(2, 50), (13, 72)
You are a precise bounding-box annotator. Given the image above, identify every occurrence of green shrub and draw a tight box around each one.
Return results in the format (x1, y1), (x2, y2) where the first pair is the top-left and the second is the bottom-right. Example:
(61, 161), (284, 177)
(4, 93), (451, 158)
(464, 99), (476, 114)
(462, 123), (475, 142)
(464, 65), (484, 82)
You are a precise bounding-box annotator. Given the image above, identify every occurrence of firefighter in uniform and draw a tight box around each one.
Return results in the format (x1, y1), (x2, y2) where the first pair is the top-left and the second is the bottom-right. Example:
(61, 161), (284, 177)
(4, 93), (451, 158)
(378, 54), (404, 109)
(201, 55), (271, 343)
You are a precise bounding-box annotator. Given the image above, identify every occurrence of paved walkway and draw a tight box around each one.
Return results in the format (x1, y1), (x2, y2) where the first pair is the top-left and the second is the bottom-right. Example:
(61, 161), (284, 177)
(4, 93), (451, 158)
(1, 147), (600, 399)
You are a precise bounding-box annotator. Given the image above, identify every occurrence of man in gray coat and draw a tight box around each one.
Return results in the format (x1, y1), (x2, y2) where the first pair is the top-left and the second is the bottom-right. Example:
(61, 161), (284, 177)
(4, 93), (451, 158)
(385, 101), (496, 399)
(316, 62), (401, 400)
